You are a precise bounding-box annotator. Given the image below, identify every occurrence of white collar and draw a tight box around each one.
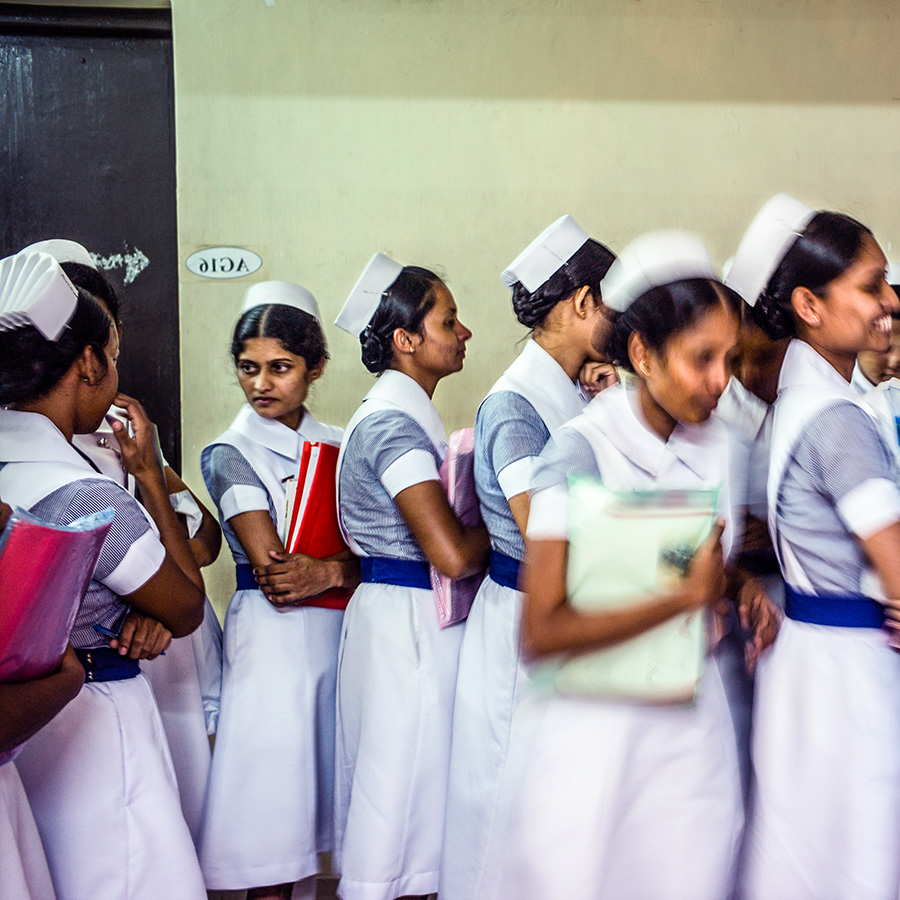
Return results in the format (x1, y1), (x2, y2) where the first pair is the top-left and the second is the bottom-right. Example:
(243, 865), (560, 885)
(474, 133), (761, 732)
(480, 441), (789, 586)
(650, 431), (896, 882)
(0, 409), (96, 470)
(362, 369), (448, 449)
(778, 339), (859, 401)
(851, 359), (877, 396)
(715, 377), (770, 443)
(584, 382), (720, 480)
(228, 404), (330, 461)
(512, 338), (586, 405)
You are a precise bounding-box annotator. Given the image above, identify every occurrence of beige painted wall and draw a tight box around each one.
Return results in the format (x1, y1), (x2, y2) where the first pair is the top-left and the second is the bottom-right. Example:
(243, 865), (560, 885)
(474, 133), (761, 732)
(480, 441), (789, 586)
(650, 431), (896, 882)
(171, 0), (900, 615)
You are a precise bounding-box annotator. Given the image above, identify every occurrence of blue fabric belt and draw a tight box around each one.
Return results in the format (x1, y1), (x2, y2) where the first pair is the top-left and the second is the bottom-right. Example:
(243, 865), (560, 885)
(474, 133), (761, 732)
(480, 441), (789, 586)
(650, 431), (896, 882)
(489, 549), (521, 590)
(74, 647), (140, 683)
(235, 563), (258, 591)
(784, 584), (884, 629)
(360, 556), (431, 590)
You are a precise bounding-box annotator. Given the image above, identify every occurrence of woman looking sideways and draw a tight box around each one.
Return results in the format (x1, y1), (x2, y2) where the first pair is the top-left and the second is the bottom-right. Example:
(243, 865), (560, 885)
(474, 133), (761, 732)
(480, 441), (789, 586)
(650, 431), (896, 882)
(0, 251), (206, 900)
(499, 231), (772, 900)
(441, 215), (616, 900)
(333, 253), (489, 900)
(197, 281), (357, 900)
(726, 194), (900, 900)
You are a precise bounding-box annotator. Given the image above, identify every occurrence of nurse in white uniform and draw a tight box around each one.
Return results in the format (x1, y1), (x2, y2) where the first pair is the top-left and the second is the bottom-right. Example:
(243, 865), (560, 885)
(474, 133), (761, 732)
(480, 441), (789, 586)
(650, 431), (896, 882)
(0, 506), (85, 900)
(441, 215), (616, 900)
(0, 250), (207, 900)
(726, 194), (900, 900)
(498, 232), (761, 900)
(22, 238), (225, 845)
(198, 281), (356, 900)
(333, 254), (489, 900)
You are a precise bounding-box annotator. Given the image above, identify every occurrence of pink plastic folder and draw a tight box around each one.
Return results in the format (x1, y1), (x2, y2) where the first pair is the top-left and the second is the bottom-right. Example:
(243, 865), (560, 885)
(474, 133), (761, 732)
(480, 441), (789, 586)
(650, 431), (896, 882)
(1, 504), (113, 680)
(431, 428), (486, 627)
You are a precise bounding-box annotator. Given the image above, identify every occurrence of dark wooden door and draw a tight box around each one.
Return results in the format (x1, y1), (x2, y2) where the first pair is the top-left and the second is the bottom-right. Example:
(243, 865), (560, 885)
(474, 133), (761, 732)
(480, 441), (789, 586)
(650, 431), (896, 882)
(0, 6), (181, 469)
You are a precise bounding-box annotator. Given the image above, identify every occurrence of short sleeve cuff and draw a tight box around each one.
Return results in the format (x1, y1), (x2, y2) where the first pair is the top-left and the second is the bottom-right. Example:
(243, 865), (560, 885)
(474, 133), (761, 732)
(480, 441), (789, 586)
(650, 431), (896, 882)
(381, 448), (440, 498)
(526, 485), (569, 541)
(497, 456), (538, 501)
(170, 490), (204, 538)
(836, 478), (900, 539)
(103, 529), (166, 596)
(220, 484), (270, 521)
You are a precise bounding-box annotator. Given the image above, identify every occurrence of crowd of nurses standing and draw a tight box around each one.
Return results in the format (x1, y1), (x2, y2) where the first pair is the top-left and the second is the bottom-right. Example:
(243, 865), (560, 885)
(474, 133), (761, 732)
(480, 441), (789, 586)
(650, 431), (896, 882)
(3, 192), (900, 900)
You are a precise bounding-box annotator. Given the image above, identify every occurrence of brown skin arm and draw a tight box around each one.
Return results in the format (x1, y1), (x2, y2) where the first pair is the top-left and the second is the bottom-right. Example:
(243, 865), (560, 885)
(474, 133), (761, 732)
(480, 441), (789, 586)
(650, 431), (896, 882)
(507, 492), (530, 540)
(108, 611), (172, 660)
(230, 509), (354, 605)
(860, 521), (900, 648)
(0, 645), (85, 755)
(163, 467), (222, 568)
(393, 480), (489, 579)
(521, 521), (727, 660)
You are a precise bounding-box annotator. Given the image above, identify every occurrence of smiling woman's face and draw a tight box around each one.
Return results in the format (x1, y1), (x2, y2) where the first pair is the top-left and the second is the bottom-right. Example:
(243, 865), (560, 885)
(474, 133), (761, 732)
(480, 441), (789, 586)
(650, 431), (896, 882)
(236, 336), (321, 431)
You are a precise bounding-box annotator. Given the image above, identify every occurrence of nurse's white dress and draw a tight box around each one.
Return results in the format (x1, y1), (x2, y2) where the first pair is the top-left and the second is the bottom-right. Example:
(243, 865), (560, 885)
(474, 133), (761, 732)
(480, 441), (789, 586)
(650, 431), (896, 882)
(335, 369), (463, 900)
(441, 340), (588, 900)
(742, 340), (900, 900)
(74, 412), (222, 845)
(0, 408), (206, 900)
(197, 404), (344, 891)
(0, 763), (56, 900)
(496, 383), (743, 900)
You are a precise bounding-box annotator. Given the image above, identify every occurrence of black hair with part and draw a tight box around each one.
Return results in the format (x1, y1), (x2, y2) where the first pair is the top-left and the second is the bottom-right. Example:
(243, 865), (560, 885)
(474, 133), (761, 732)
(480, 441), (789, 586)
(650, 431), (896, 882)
(751, 211), (873, 340)
(231, 303), (329, 370)
(60, 262), (122, 326)
(605, 278), (741, 374)
(0, 289), (113, 404)
(359, 266), (442, 373)
(510, 238), (617, 329)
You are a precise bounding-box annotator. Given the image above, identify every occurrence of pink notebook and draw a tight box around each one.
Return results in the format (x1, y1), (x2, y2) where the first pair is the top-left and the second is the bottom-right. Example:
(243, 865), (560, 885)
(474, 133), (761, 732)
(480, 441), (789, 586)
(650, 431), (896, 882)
(0, 506), (113, 763)
(431, 428), (486, 628)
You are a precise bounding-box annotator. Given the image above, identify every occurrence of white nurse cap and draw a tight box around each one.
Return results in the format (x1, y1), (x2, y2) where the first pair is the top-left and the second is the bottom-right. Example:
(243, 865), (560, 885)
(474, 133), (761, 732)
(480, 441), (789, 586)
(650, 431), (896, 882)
(0, 250), (79, 341)
(500, 215), (590, 293)
(241, 280), (322, 324)
(335, 252), (404, 336)
(21, 239), (97, 270)
(725, 193), (816, 306)
(600, 230), (716, 313)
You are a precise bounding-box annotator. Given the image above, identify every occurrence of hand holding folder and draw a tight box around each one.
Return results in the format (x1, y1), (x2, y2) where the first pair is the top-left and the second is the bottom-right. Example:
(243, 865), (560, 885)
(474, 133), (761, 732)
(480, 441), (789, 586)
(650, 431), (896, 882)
(282, 441), (352, 610)
(431, 428), (486, 628)
(0, 506), (114, 763)
(553, 478), (719, 703)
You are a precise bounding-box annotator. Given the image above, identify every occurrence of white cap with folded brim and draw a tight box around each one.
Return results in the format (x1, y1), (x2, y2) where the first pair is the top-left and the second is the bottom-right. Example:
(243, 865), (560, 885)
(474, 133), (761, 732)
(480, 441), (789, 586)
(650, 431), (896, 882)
(241, 280), (322, 324)
(0, 250), (79, 341)
(335, 252), (405, 336)
(21, 238), (97, 270)
(600, 230), (717, 313)
(725, 193), (816, 306)
(500, 214), (590, 293)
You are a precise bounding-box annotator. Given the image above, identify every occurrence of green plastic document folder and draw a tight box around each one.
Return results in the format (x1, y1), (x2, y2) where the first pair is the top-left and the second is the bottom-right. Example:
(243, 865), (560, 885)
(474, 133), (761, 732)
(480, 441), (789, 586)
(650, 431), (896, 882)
(554, 477), (720, 703)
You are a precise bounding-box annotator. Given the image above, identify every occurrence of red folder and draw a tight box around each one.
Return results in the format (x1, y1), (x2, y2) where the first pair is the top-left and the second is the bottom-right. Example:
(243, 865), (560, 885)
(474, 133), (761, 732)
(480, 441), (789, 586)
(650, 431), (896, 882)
(0, 506), (114, 763)
(284, 441), (352, 610)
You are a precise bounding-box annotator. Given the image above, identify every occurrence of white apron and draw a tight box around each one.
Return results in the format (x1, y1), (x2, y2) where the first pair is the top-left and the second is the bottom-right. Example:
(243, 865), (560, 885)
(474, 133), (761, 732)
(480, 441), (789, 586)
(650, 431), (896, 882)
(75, 408), (220, 846)
(197, 405), (344, 891)
(497, 385), (743, 900)
(742, 340), (900, 900)
(441, 340), (589, 900)
(0, 409), (205, 900)
(333, 370), (464, 900)
(0, 763), (56, 900)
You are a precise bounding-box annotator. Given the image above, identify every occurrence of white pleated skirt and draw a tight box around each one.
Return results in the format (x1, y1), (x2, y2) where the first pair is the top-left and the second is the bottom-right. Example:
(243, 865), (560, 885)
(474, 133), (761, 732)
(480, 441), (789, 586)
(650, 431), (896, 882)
(14, 675), (206, 900)
(141, 601), (219, 845)
(197, 588), (343, 890)
(441, 575), (529, 900)
(496, 656), (743, 900)
(742, 617), (900, 900)
(0, 762), (56, 900)
(334, 581), (464, 900)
